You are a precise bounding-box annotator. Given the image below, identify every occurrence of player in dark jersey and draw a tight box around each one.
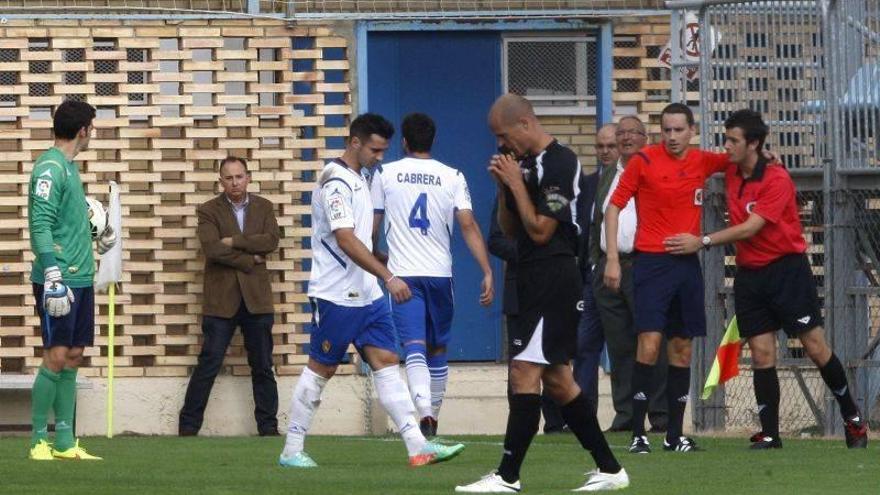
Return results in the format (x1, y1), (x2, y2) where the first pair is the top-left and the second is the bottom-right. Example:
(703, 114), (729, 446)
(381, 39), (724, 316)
(456, 94), (628, 493)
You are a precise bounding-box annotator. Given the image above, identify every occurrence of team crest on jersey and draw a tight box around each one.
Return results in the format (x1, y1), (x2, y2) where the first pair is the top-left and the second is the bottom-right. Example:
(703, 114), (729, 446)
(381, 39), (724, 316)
(327, 192), (346, 221)
(322, 340), (332, 353)
(746, 201), (756, 214)
(543, 186), (569, 213)
(693, 188), (704, 206)
(35, 178), (52, 200)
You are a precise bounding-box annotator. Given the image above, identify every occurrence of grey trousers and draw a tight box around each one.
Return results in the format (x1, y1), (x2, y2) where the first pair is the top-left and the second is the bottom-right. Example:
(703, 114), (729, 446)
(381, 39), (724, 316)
(594, 255), (669, 431)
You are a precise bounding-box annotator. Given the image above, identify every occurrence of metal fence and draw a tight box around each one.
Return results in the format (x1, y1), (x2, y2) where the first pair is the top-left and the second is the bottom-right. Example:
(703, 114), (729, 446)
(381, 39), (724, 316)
(669, 0), (880, 436)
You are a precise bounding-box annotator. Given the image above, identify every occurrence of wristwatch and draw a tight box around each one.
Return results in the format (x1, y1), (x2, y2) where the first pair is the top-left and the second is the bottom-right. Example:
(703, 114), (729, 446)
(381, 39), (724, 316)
(701, 235), (712, 250)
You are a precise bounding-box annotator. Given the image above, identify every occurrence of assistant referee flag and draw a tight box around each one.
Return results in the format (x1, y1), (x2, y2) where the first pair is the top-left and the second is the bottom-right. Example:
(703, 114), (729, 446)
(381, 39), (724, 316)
(701, 317), (742, 400)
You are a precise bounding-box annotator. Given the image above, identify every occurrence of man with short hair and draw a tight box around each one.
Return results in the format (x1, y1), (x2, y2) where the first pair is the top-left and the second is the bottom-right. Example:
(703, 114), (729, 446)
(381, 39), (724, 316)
(572, 123), (617, 417)
(663, 108), (868, 449)
(279, 113), (464, 468)
(456, 95), (628, 493)
(604, 103), (729, 454)
(593, 116), (669, 433)
(179, 156), (281, 437)
(28, 99), (116, 460)
(371, 112), (494, 438)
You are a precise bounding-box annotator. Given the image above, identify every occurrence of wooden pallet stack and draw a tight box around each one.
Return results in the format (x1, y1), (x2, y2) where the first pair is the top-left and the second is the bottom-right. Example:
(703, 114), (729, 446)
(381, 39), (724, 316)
(0, 18), (354, 378)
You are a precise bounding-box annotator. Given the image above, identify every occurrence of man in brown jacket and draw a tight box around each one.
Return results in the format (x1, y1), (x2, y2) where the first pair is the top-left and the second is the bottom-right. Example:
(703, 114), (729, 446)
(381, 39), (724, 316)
(179, 156), (281, 436)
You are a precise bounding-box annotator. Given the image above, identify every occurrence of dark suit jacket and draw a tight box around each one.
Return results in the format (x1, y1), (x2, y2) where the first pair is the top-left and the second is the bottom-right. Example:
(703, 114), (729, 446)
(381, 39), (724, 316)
(198, 193), (280, 318)
(488, 198), (518, 316)
(577, 169), (600, 281)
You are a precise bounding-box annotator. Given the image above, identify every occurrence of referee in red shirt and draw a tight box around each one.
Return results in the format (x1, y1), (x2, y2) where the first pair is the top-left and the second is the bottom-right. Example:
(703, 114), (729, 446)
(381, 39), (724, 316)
(664, 109), (868, 450)
(604, 103), (729, 453)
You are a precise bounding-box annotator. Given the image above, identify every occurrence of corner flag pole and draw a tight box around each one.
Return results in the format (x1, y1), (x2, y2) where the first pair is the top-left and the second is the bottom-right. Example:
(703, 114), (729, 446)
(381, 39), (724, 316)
(107, 283), (115, 438)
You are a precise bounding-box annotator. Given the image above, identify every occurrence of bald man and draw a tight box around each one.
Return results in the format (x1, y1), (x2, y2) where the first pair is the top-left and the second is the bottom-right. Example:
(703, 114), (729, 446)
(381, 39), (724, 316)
(593, 116), (669, 435)
(456, 95), (628, 493)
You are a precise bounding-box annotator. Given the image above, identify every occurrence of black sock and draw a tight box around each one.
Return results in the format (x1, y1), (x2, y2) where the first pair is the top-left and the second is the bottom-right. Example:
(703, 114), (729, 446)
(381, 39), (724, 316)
(665, 365), (690, 444)
(819, 353), (859, 420)
(497, 393), (541, 483)
(561, 392), (621, 474)
(631, 362), (654, 436)
(753, 367), (780, 438)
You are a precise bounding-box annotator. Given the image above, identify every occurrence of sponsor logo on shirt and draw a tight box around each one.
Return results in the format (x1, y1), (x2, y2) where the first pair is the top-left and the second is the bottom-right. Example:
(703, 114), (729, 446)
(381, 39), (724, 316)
(543, 186), (570, 213)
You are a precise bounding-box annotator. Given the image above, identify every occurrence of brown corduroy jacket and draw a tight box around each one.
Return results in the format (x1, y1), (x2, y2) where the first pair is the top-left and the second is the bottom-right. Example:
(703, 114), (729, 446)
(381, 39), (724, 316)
(198, 193), (279, 318)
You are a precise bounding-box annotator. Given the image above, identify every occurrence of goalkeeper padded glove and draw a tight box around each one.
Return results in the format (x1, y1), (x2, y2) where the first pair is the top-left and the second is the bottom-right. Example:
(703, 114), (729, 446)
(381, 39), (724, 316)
(43, 265), (75, 318)
(97, 224), (117, 254)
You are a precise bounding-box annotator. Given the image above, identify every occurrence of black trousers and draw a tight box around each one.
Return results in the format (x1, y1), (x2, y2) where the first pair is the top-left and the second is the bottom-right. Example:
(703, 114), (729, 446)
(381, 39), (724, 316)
(179, 302), (278, 434)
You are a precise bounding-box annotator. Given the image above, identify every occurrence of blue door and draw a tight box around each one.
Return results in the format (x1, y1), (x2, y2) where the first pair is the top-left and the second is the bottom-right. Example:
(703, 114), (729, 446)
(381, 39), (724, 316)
(367, 30), (503, 361)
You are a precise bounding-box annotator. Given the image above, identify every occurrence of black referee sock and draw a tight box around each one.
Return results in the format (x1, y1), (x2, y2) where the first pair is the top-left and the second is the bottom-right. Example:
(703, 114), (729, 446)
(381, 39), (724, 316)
(753, 367), (780, 438)
(819, 353), (859, 419)
(497, 393), (541, 483)
(631, 361), (654, 437)
(666, 365), (690, 443)
(561, 392), (621, 474)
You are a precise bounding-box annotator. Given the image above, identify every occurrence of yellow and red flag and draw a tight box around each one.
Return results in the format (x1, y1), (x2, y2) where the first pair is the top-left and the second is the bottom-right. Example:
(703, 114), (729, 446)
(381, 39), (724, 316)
(701, 317), (742, 400)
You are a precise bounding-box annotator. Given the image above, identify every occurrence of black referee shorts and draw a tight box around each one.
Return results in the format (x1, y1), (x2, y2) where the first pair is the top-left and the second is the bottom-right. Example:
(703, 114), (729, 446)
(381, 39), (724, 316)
(508, 256), (582, 365)
(734, 253), (824, 339)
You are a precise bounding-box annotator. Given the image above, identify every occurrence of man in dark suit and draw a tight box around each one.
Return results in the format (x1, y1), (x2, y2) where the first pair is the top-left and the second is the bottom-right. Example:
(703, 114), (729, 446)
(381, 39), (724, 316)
(573, 123), (618, 415)
(179, 156), (281, 436)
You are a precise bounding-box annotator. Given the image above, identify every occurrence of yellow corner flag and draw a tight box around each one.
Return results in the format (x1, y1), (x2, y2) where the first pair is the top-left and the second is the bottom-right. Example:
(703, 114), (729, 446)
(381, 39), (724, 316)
(701, 316), (742, 400)
(95, 181), (123, 438)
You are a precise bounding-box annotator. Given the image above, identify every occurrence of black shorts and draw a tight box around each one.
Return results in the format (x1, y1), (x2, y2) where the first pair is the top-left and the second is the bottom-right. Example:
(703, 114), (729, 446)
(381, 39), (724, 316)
(33, 283), (95, 348)
(508, 256), (582, 365)
(734, 254), (823, 339)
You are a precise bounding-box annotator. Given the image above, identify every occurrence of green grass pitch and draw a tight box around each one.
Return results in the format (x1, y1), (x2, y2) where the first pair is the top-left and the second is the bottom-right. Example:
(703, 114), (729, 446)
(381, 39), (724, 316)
(1, 433), (876, 494)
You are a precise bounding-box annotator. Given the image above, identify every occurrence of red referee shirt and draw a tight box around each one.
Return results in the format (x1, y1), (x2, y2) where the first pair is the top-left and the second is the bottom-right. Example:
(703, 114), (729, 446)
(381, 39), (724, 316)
(609, 143), (729, 253)
(725, 160), (807, 268)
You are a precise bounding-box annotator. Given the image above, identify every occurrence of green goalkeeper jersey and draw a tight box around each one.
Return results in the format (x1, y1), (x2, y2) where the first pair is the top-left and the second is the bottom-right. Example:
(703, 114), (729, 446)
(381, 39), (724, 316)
(28, 147), (94, 287)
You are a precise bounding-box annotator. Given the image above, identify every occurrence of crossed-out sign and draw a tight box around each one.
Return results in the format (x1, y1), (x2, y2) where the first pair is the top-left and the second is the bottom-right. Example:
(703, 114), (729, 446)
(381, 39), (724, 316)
(658, 11), (720, 81)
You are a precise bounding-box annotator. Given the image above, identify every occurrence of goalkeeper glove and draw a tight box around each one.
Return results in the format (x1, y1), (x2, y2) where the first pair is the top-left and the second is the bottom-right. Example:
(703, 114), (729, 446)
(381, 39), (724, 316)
(97, 225), (117, 254)
(43, 266), (75, 318)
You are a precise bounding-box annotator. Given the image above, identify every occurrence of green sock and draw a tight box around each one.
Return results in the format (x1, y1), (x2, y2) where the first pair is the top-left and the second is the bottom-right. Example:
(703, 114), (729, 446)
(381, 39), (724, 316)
(31, 366), (60, 447)
(53, 368), (78, 451)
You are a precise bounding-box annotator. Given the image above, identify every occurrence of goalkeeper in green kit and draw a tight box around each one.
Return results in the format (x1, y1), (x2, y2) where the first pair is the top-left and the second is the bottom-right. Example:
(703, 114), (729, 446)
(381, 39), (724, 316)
(28, 100), (117, 461)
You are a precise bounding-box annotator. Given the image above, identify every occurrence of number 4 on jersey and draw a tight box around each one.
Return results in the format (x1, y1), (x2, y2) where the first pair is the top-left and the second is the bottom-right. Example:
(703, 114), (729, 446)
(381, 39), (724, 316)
(408, 193), (430, 235)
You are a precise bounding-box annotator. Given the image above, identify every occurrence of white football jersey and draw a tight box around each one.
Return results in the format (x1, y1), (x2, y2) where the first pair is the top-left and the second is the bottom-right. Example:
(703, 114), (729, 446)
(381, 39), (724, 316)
(370, 157), (473, 277)
(307, 159), (384, 307)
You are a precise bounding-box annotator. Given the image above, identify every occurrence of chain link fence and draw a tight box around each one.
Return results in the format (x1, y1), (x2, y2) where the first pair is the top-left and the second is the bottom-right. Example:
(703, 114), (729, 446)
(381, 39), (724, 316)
(688, 0), (880, 436)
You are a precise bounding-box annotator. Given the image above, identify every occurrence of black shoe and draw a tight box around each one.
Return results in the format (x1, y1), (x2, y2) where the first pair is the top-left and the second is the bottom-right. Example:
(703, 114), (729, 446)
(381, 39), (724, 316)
(178, 428), (198, 437)
(629, 435), (651, 454)
(544, 424), (571, 435)
(663, 436), (700, 452)
(420, 416), (438, 438)
(606, 422), (633, 433)
(844, 415), (868, 449)
(749, 435), (782, 449)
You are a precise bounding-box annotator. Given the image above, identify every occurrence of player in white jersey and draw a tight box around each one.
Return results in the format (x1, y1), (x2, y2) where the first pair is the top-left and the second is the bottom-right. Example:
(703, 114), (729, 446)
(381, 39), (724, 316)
(279, 114), (464, 469)
(371, 113), (494, 437)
